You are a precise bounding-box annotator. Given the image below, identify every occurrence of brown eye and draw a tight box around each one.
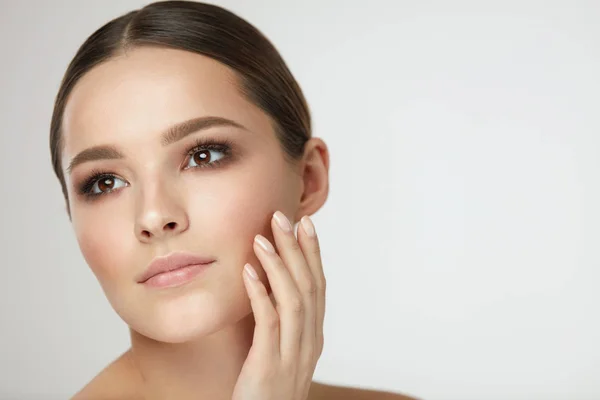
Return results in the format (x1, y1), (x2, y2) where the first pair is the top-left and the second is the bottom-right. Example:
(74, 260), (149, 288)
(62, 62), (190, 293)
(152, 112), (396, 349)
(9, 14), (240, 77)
(185, 147), (226, 169)
(97, 177), (115, 192)
(192, 150), (211, 165)
(87, 175), (127, 195)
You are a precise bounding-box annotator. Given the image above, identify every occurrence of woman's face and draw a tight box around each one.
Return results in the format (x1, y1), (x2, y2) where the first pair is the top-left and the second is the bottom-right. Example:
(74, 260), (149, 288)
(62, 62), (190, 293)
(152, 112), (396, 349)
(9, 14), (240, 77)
(60, 46), (303, 343)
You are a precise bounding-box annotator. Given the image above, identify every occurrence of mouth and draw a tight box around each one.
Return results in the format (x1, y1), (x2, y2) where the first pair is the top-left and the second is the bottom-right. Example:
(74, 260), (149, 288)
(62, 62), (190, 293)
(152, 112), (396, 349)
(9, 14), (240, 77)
(138, 251), (215, 288)
(141, 262), (214, 288)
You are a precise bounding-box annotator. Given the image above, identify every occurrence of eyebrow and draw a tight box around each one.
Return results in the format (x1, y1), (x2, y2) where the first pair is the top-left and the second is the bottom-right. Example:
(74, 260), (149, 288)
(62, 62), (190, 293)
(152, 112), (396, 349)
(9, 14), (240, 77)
(66, 116), (247, 174)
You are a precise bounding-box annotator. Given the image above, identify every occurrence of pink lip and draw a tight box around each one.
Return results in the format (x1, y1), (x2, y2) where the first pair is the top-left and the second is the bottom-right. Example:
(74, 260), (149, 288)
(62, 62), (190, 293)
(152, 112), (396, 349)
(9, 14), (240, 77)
(137, 252), (215, 286)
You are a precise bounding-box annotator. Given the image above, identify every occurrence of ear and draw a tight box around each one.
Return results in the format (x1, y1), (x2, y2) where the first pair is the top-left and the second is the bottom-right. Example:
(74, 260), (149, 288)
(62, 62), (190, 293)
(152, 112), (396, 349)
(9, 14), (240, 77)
(294, 137), (330, 222)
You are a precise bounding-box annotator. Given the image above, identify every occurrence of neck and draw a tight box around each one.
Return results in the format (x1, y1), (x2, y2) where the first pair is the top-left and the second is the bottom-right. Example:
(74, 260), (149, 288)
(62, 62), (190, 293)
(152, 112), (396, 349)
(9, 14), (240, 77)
(128, 312), (256, 400)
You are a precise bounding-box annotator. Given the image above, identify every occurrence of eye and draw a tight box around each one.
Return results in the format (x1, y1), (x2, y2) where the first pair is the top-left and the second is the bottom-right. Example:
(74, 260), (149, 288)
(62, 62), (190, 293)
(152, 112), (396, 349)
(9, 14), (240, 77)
(183, 140), (231, 170)
(88, 175), (127, 195)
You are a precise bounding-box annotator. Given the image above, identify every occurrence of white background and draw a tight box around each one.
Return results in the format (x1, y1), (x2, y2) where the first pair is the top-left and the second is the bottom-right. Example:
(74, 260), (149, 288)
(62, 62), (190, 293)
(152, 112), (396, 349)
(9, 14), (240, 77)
(0, 1), (599, 399)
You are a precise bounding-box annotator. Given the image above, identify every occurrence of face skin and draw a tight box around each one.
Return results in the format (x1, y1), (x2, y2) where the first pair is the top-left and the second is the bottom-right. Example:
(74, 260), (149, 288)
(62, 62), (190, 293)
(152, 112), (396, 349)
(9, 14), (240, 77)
(60, 46), (329, 399)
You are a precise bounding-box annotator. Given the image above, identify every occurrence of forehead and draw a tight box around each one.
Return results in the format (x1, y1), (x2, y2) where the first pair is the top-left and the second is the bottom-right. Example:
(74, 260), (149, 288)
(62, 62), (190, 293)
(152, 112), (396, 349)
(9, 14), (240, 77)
(61, 46), (268, 163)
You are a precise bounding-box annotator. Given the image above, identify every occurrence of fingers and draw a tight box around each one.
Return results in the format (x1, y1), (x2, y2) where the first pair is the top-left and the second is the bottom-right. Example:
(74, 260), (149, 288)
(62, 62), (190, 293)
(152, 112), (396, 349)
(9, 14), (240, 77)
(243, 263), (280, 358)
(271, 211), (317, 364)
(254, 230), (304, 361)
(244, 210), (325, 369)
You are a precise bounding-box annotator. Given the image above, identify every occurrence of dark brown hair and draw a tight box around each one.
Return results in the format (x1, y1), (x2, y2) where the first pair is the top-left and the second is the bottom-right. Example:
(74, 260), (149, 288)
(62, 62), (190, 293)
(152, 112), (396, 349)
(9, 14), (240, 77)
(50, 0), (311, 216)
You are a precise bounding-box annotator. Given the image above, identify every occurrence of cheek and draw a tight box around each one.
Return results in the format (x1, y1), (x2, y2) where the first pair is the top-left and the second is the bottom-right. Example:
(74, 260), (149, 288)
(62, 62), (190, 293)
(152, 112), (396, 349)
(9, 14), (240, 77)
(190, 178), (278, 243)
(186, 165), (290, 255)
(73, 208), (133, 283)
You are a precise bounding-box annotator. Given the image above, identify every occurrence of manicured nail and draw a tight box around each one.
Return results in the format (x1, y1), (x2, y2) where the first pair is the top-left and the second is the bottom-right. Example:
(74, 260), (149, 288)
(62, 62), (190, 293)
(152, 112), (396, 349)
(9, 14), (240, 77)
(273, 210), (292, 233)
(255, 234), (275, 253)
(301, 216), (316, 237)
(244, 263), (258, 280)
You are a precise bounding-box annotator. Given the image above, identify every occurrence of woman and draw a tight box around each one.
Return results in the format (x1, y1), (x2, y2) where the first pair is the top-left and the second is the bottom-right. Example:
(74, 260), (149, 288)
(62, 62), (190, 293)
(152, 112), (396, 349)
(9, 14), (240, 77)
(50, 1), (419, 399)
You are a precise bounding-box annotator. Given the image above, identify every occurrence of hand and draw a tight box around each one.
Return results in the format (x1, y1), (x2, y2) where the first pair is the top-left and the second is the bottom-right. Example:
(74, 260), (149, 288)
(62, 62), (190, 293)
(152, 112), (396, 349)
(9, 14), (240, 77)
(232, 211), (326, 400)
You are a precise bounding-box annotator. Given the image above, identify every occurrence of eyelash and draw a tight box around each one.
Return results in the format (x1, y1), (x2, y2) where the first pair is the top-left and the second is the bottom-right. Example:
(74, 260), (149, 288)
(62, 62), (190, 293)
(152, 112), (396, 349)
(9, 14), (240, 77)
(77, 137), (235, 200)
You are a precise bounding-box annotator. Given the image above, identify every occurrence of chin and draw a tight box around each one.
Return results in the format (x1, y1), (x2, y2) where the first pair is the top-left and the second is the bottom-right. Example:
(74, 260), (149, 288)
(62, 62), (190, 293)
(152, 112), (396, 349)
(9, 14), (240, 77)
(135, 322), (222, 344)
(116, 292), (251, 344)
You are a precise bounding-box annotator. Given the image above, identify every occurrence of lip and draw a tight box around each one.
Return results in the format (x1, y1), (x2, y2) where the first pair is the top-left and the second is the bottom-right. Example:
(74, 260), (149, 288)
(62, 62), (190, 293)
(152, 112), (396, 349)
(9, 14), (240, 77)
(137, 251), (215, 284)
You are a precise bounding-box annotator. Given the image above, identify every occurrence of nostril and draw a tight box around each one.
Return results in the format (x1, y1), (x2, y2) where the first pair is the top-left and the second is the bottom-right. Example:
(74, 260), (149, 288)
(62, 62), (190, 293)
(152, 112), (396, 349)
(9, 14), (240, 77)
(165, 222), (177, 230)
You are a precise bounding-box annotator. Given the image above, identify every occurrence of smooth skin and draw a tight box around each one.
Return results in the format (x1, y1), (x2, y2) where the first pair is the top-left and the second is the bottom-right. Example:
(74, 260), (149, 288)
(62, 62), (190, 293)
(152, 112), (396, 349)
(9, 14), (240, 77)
(62, 46), (419, 400)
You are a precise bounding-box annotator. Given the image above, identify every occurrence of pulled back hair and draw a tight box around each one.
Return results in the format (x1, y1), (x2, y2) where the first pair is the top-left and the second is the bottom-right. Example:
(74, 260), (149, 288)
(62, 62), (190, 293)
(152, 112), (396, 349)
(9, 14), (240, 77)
(50, 0), (311, 216)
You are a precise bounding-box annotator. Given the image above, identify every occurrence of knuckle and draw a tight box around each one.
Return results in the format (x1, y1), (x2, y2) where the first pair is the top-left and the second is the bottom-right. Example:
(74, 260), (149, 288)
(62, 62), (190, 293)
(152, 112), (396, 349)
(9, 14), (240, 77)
(275, 258), (287, 270)
(289, 297), (304, 313)
(311, 241), (321, 256)
(316, 281), (326, 297)
(289, 239), (301, 252)
(304, 278), (317, 295)
(266, 312), (280, 330)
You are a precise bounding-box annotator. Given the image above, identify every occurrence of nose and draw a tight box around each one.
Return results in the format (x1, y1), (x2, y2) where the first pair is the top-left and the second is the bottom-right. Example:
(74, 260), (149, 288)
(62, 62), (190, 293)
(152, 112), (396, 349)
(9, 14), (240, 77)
(134, 182), (189, 243)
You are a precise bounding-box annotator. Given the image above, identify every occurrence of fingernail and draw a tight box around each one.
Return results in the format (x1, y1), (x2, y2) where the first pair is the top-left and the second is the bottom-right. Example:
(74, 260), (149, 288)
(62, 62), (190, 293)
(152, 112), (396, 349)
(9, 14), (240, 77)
(273, 210), (292, 233)
(301, 216), (316, 237)
(244, 263), (258, 280)
(255, 234), (275, 254)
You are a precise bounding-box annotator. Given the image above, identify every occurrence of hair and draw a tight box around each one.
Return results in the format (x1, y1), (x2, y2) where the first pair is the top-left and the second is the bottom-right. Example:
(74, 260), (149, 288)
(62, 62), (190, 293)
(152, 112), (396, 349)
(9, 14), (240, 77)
(50, 0), (311, 216)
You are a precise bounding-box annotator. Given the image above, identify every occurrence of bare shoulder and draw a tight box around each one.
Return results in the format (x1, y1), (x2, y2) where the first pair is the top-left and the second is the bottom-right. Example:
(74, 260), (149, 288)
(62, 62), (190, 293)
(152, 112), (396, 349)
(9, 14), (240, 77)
(70, 350), (143, 400)
(309, 381), (422, 400)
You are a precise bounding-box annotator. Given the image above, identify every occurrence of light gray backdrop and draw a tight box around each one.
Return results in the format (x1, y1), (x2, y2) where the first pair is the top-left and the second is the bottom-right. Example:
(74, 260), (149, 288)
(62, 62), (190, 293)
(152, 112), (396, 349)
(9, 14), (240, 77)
(1, 1), (599, 399)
